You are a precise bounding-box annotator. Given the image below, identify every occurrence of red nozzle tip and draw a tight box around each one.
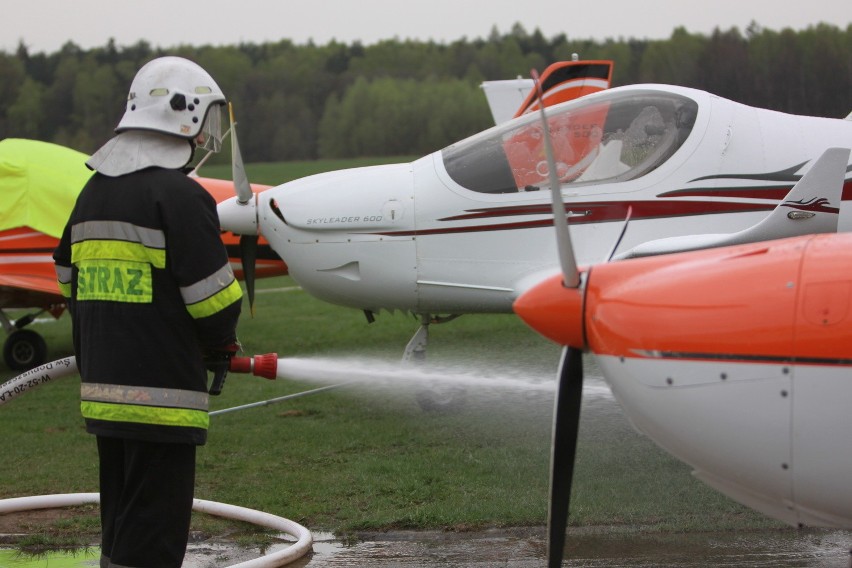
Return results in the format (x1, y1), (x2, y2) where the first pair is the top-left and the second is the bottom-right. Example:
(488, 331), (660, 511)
(252, 353), (278, 380)
(228, 354), (278, 379)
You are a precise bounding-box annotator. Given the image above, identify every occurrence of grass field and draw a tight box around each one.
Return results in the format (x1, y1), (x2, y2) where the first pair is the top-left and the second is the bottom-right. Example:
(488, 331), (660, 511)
(0, 156), (780, 550)
(1, 276), (778, 545)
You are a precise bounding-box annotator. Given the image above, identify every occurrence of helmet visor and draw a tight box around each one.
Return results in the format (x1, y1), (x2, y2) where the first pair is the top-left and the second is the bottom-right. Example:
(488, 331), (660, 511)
(199, 104), (224, 153)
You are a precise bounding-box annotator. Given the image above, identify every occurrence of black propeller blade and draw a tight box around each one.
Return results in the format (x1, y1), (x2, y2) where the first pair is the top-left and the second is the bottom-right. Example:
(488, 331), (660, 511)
(548, 345), (584, 567)
(228, 102), (259, 316)
(239, 234), (258, 315)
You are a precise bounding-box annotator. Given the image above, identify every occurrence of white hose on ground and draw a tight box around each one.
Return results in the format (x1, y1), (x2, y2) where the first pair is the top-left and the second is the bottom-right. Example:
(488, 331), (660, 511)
(0, 493), (313, 568)
(0, 356), (77, 405)
(1, 357), (315, 566)
(191, 498), (313, 567)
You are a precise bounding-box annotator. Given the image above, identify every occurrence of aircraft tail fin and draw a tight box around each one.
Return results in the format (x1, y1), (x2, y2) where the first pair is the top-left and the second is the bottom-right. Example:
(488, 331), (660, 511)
(614, 147), (851, 260)
(514, 60), (613, 118)
(481, 76), (534, 125)
(481, 59), (613, 125)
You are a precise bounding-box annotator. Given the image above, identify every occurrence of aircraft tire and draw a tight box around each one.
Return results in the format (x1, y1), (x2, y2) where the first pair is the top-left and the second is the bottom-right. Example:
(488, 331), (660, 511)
(3, 329), (48, 371)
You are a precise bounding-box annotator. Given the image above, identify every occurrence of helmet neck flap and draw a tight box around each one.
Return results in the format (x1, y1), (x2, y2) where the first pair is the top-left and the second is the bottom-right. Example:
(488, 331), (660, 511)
(86, 130), (194, 177)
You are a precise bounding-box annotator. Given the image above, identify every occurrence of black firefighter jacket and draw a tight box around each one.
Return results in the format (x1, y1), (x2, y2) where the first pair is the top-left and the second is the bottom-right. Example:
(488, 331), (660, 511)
(53, 167), (242, 445)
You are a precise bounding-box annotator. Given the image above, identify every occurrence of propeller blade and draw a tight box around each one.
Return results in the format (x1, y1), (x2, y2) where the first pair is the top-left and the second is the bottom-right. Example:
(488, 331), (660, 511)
(227, 102), (259, 315)
(240, 234), (258, 316)
(229, 102), (253, 205)
(548, 345), (584, 568)
(531, 69), (580, 289)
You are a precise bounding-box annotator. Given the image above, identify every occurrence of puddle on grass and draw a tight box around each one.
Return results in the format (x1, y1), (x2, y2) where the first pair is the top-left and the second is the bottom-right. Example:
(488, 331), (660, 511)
(185, 527), (852, 567)
(3, 527), (851, 567)
(3, 511), (850, 566)
(275, 528), (852, 567)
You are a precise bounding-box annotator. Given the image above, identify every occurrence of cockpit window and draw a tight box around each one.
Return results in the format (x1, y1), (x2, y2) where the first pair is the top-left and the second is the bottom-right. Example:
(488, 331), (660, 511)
(442, 90), (698, 194)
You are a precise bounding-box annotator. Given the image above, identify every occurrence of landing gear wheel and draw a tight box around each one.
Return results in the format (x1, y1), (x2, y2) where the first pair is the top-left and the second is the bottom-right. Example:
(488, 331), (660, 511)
(4, 329), (47, 370)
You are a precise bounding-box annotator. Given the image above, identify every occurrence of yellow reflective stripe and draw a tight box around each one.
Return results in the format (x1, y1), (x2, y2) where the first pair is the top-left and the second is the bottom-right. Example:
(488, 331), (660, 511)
(81, 401), (209, 430)
(186, 279), (242, 319)
(71, 240), (166, 268)
(58, 280), (72, 298)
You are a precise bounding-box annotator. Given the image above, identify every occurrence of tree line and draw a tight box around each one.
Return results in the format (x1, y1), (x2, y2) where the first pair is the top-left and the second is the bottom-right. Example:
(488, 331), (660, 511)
(1, 22), (850, 163)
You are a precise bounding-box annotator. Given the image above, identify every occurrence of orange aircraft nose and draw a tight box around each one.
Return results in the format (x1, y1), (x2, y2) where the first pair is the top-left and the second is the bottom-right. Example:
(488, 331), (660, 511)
(514, 273), (585, 349)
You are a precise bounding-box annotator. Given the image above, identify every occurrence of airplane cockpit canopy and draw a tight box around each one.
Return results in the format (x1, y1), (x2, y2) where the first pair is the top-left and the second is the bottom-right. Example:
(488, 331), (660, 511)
(442, 89), (698, 194)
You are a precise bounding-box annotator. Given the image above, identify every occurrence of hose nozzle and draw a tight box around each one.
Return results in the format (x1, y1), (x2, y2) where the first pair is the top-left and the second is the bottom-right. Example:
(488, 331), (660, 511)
(229, 354), (278, 379)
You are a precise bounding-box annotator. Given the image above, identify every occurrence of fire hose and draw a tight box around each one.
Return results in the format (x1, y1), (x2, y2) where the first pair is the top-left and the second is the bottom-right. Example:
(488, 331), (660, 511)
(0, 354), (319, 567)
(0, 353), (281, 405)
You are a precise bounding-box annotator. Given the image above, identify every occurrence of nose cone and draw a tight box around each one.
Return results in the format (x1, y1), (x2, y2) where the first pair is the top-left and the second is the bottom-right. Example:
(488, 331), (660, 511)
(514, 274), (585, 348)
(218, 194), (258, 235)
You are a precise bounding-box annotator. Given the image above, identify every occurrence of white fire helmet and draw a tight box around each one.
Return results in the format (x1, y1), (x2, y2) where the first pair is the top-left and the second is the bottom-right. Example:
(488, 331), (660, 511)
(117, 56), (226, 153)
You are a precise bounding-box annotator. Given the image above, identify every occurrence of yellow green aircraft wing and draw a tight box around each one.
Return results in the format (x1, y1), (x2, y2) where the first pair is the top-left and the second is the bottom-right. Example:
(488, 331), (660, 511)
(0, 138), (93, 238)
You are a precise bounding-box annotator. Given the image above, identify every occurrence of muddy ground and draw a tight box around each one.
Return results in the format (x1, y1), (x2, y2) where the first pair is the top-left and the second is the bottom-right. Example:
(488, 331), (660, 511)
(3, 509), (852, 567)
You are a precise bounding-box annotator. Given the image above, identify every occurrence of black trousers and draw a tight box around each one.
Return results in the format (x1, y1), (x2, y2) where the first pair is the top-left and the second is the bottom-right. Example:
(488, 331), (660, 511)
(96, 436), (196, 568)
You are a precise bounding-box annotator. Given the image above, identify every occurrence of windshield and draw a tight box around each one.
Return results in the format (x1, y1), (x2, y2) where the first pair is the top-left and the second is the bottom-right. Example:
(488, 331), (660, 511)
(442, 89), (698, 194)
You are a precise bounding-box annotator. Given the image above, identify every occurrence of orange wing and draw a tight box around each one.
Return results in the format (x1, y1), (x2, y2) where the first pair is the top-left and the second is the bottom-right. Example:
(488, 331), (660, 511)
(0, 228), (65, 313)
(1, 178), (287, 311)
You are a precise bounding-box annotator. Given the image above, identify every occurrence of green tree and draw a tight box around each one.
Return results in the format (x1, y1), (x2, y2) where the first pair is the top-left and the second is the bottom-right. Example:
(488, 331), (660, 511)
(3, 25), (850, 158)
(318, 76), (490, 158)
(6, 77), (46, 138)
(0, 53), (25, 138)
(68, 58), (123, 151)
(696, 27), (750, 100)
(250, 92), (317, 161)
(638, 27), (704, 85)
(795, 23), (852, 117)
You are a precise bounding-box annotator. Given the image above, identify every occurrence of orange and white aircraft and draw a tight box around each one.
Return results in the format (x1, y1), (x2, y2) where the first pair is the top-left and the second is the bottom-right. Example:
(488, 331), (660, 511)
(0, 138), (283, 370)
(513, 142), (852, 566)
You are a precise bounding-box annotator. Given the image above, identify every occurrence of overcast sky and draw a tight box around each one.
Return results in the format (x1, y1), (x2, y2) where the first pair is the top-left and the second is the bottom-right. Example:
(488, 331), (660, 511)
(3, 0), (849, 55)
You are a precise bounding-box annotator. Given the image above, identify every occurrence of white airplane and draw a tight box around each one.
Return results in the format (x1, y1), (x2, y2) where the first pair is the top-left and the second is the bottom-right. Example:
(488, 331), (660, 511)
(218, 80), (852, 359)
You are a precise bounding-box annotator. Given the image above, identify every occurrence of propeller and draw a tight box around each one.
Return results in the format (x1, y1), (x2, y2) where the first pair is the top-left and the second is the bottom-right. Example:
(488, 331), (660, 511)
(239, 232), (259, 314)
(228, 102), (259, 314)
(547, 345), (583, 567)
(528, 68), (587, 567)
(531, 69), (580, 290)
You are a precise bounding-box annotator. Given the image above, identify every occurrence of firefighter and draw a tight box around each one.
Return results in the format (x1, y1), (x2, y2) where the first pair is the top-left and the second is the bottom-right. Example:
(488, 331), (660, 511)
(53, 56), (243, 568)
